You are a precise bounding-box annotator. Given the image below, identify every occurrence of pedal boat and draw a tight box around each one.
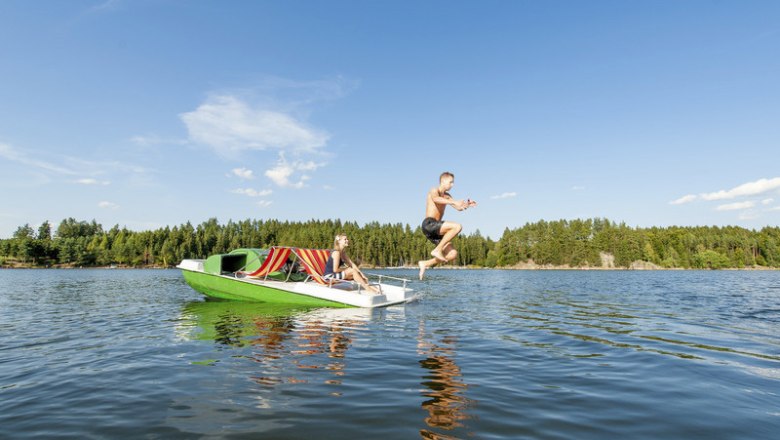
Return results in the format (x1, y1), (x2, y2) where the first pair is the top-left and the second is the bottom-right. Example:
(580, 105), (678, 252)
(177, 246), (416, 308)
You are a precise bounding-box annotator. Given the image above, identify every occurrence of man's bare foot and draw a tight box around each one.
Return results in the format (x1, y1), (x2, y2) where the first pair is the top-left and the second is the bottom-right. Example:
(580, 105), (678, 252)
(418, 260), (427, 280)
(431, 249), (447, 262)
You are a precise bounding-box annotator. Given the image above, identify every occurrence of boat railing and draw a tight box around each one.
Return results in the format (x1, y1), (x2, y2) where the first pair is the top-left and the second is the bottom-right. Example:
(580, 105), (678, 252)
(364, 272), (410, 290)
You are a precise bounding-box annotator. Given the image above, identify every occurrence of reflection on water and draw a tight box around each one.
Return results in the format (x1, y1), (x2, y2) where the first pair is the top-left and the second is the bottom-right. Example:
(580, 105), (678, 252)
(417, 323), (473, 439)
(179, 300), (309, 346)
(179, 301), (371, 390)
(180, 300), (479, 437)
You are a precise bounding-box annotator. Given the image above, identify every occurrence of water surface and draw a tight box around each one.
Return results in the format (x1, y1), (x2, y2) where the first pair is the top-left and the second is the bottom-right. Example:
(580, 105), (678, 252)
(1, 269), (779, 439)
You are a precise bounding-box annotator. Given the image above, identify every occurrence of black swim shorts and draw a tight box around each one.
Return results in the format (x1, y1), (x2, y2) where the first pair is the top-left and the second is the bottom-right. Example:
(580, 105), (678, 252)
(422, 217), (444, 245)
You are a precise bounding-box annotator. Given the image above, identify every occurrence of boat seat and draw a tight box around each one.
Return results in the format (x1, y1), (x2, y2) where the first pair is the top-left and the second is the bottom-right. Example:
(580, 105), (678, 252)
(236, 246), (292, 280)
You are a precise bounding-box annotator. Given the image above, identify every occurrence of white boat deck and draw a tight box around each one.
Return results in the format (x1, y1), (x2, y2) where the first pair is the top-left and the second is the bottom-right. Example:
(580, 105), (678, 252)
(244, 277), (415, 308)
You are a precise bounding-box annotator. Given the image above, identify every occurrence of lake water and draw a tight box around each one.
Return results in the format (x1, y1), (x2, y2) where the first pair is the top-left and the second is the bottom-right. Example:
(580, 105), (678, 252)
(1, 268), (779, 439)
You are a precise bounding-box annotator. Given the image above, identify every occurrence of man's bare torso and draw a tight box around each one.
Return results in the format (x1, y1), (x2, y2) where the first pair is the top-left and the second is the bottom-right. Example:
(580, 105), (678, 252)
(425, 187), (450, 220)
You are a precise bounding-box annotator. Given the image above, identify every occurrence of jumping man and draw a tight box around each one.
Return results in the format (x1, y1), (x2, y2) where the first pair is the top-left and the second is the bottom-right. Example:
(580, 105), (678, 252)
(418, 171), (477, 280)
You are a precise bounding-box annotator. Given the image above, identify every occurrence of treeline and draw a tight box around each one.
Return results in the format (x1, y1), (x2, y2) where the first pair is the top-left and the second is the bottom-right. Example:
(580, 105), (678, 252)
(1, 217), (779, 269)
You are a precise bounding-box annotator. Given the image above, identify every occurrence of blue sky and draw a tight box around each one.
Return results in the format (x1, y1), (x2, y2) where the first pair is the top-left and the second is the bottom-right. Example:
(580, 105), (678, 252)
(1, 1), (779, 240)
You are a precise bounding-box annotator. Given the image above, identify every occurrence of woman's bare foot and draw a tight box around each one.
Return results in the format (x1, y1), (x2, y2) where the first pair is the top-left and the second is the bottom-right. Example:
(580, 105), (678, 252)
(418, 260), (427, 280)
(431, 249), (447, 262)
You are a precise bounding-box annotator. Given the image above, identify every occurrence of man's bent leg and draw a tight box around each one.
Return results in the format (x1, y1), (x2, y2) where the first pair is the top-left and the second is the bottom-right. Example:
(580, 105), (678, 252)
(442, 243), (458, 262)
(432, 222), (462, 261)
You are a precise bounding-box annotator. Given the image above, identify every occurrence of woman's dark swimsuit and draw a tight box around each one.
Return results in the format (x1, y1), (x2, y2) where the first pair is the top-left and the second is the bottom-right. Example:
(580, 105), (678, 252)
(422, 217), (445, 244)
(323, 251), (346, 280)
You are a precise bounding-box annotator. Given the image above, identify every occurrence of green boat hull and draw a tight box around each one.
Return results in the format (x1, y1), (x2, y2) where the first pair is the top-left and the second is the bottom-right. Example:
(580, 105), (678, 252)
(181, 269), (352, 308)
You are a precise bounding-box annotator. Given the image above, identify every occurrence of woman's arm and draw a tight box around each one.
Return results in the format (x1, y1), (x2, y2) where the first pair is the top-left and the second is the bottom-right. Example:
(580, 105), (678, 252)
(341, 252), (358, 269)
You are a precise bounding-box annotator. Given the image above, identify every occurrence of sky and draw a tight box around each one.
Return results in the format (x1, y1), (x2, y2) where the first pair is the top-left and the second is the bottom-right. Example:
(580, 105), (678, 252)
(1, 0), (779, 240)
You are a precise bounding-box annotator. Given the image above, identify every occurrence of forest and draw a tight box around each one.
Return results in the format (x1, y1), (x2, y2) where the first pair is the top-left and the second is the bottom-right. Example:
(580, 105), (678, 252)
(1, 217), (779, 269)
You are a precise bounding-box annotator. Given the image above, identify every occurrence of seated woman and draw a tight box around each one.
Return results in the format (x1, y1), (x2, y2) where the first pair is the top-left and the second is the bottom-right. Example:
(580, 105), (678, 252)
(323, 234), (379, 294)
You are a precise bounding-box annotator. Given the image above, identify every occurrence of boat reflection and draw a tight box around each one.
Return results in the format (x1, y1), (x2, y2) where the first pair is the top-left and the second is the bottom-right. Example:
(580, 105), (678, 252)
(179, 301), (373, 388)
(178, 300), (310, 346)
(417, 323), (473, 439)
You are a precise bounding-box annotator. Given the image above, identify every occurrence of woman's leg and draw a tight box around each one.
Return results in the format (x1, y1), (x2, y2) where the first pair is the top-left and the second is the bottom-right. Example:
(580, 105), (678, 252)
(344, 268), (377, 293)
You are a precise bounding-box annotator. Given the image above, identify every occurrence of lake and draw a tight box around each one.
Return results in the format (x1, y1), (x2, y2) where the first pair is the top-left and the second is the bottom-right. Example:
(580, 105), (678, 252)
(1, 268), (779, 439)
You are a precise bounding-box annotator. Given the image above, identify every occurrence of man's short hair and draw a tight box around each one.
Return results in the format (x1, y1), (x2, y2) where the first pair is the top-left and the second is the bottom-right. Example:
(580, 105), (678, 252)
(440, 171), (454, 182)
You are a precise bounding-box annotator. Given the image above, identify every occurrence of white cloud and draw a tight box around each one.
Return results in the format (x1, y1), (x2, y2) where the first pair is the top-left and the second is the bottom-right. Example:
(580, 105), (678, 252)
(231, 167), (255, 180)
(716, 201), (756, 211)
(231, 188), (273, 198)
(98, 201), (119, 209)
(76, 178), (110, 186)
(256, 200), (273, 208)
(490, 192), (517, 200)
(264, 153), (324, 188)
(180, 95), (329, 157)
(266, 162), (303, 188)
(701, 177), (780, 201)
(295, 161), (321, 172)
(670, 194), (697, 205)
(761, 198), (774, 205)
(767, 206), (780, 212)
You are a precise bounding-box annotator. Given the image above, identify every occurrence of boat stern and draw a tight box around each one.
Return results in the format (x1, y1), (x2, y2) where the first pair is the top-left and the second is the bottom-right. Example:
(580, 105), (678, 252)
(177, 259), (204, 272)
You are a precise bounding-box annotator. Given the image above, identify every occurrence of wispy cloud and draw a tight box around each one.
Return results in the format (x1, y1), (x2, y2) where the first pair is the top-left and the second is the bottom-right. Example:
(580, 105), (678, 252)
(76, 178), (110, 186)
(490, 192), (517, 200)
(0, 142), (79, 175)
(98, 201), (119, 209)
(231, 188), (273, 198)
(716, 201), (756, 211)
(264, 153), (325, 189)
(256, 200), (273, 208)
(571, 186), (585, 191)
(670, 194), (697, 205)
(83, 0), (122, 15)
(701, 177), (780, 201)
(230, 167), (255, 180)
(180, 95), (329, 157)
(1, 143), (150, 184)
(245, 75), (358, 107)
(130, 134), (187, 147)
